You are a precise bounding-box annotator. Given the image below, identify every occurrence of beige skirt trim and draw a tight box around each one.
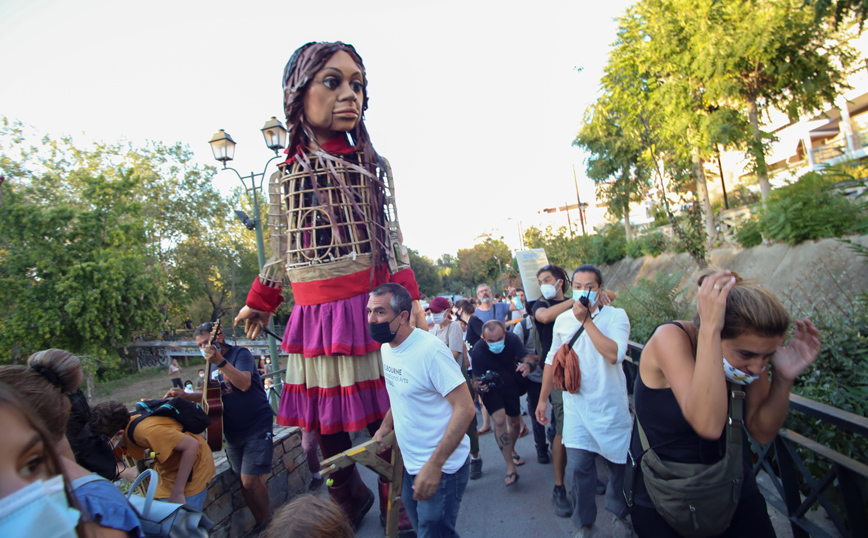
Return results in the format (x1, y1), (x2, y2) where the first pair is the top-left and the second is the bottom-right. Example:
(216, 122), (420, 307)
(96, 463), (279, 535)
(283, 351), (384, 388)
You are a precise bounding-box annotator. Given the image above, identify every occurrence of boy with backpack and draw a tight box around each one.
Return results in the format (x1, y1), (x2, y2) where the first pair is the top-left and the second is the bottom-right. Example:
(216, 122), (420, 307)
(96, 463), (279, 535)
(90, 399), (216, 510)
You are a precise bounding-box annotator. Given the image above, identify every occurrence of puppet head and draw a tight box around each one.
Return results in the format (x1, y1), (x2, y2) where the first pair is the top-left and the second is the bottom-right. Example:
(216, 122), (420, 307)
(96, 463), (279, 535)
(282, 42), (372, 155)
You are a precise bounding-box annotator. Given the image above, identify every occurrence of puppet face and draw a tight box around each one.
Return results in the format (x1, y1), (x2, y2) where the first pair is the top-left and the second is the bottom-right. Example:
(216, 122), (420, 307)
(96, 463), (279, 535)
(303, 50), (364, 145)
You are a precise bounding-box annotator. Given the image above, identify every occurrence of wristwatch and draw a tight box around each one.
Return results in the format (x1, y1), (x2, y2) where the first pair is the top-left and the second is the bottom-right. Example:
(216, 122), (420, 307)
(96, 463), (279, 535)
(217, 359), (228, 368)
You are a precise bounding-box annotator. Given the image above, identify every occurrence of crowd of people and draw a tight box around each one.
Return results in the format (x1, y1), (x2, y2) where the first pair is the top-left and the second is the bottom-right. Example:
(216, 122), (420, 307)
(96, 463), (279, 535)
(0, 37), (823, 538)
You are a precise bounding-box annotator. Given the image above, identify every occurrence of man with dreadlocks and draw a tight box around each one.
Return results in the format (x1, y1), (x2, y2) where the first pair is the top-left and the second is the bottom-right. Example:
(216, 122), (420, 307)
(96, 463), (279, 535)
(234, 42), (425, 533)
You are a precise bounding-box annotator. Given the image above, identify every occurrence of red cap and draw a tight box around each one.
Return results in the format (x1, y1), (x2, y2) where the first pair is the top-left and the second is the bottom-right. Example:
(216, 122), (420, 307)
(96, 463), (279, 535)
(428, 296), (450, 313)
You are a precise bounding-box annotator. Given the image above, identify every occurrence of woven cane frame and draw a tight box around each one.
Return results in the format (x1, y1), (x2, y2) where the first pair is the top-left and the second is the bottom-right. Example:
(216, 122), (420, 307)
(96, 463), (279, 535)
(268, 151), (410, 276)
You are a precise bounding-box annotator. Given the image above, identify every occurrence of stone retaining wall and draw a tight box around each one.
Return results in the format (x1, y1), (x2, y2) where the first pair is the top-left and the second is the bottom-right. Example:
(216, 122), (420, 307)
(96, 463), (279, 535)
(203, 425), (311, 538)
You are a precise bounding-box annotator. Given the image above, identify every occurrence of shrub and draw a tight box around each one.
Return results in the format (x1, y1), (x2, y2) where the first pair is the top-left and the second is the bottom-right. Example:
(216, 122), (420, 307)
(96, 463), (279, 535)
(625, 239), (644, 259)
(614, 270), (693, 344)
(626, 231), (668, 259)
(588, 223), (627, 265)
(758, 172), (865, 244)
(734, 215), (763, 248)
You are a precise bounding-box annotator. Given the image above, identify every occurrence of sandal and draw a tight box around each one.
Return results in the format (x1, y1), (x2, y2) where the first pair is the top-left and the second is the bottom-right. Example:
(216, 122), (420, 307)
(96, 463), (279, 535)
(505, 472), (520, 487)
(518, 424), (528, 438)
(477, 426), (492, 435)
(512, 454), (525, 466)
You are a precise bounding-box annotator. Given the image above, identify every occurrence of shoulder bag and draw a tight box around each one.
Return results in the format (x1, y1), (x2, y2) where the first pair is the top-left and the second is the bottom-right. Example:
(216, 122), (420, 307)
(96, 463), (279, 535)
(634, 387), (745, 538)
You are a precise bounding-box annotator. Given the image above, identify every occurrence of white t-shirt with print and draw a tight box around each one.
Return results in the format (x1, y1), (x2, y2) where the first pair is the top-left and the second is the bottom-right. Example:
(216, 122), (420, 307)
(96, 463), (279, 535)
(381, 328), (470, 475)
(544, 305), (632, 463)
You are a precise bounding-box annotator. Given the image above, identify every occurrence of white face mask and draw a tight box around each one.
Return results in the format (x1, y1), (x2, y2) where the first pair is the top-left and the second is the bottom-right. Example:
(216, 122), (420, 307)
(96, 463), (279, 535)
(0, 475), (80, 538)
(431, 312), (446, 324)
(723, 356), (763, 385)
(540, 281), (560, 300)
(425, 314), (434, 325)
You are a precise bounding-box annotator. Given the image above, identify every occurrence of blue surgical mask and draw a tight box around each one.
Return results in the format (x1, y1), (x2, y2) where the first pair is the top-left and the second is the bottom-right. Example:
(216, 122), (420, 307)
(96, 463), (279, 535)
(199, 348), (207, 358)
(0, 475), (80, 538)
(576, 290), (598, 304)
(488, 340), (506, 354)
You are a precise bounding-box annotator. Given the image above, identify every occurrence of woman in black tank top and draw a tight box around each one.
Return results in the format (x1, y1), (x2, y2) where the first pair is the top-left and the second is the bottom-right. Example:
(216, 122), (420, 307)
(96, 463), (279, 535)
(631, 270), (821, 537)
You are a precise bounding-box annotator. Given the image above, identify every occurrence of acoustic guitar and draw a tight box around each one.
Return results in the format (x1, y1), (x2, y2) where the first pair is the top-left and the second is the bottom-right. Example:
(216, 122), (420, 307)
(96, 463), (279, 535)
(202, 320), (225, 452)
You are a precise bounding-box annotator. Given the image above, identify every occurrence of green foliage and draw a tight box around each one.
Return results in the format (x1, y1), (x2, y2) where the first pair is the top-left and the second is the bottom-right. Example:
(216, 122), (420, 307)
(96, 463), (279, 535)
(669, 198), (708, 262)
(588, 223), (627, 266)
(0, 118), (261, 368)
(0, 172), (166, 369)
(613, 270), (693, 344)
(757, 172), (865, 244)
(734, 215), (763, 248)
(626, 230), (667, 258)
(523, 225), (592, 270)
(711, 184), (761, 212)
(452, 239), (514, 294)
(778, 290), (868, 470)
(408, 248), (442, 298)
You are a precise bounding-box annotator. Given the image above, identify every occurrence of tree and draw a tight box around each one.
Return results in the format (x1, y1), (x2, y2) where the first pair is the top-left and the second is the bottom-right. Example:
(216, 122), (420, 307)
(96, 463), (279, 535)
(693, 0), (858, 200)
(0, 118), (259, 364)
(407, 248), (442, 298)
(453, 240), (513, 293)
(0, 171), (166, 367)
(523, 225), (592, 270)
(575, 93), (650, 241)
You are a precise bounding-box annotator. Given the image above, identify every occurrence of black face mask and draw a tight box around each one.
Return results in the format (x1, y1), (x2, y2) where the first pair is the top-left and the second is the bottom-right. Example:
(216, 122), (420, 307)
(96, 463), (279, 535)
(369, 314), (401, 344)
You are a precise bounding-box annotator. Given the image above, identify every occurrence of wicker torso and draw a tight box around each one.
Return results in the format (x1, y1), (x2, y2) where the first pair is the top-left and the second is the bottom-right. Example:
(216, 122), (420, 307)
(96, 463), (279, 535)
(268, 150), (409, 284)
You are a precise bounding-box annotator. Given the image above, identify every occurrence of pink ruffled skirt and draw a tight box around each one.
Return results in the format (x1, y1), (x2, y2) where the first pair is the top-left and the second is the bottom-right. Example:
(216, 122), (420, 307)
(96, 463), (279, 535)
(276, 293), (389, 434)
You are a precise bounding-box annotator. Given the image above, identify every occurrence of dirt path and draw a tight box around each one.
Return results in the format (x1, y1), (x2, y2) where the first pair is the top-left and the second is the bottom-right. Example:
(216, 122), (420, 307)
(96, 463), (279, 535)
(92, 359), (210, 407)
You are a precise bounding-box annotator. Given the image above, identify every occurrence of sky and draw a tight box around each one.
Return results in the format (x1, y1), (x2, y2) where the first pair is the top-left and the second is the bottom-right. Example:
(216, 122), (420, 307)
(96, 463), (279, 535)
(0, 0), (635, 261)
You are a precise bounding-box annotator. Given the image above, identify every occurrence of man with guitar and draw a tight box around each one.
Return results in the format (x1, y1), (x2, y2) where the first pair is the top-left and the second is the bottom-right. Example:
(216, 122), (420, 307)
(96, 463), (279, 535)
(166, 322), (274, 532)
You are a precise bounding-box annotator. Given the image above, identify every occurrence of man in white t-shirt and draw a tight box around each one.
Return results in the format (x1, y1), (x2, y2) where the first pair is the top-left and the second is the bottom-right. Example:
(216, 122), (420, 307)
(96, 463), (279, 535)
(536, 265), (633, 538)
(428, 296), (483, 480)
(369, 283), (475, 537)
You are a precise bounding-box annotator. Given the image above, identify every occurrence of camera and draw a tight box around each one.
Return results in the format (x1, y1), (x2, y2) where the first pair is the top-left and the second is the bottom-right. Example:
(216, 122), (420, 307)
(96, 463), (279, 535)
(477, 370), (502, 390)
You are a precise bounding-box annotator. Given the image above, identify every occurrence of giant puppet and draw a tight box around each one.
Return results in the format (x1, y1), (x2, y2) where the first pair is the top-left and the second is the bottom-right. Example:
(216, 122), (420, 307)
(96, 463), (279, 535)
(234, 42), (422, 530)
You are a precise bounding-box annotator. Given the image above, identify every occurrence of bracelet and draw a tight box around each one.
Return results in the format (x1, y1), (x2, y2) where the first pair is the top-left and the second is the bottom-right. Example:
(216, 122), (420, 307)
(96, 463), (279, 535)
(217, 359), (228, 368)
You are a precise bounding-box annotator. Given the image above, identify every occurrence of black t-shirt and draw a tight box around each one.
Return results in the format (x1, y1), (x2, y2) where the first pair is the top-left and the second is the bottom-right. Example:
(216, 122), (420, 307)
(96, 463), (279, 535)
(220, 345), (273, 444)
(464, 316), (484, 348)
(470, 332), (528, 389)
(533, 297), (569, 361)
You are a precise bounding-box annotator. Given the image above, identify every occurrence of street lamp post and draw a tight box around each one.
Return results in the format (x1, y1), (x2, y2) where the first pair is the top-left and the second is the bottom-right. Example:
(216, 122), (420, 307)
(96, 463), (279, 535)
(208, 118), (287, 369)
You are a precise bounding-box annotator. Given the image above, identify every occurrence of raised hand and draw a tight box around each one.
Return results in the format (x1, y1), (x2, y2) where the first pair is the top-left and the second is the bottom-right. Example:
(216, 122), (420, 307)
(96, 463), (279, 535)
(772, 319), (821, 382)
(697, 271), (737, 334)
(234, 305), (272, 339)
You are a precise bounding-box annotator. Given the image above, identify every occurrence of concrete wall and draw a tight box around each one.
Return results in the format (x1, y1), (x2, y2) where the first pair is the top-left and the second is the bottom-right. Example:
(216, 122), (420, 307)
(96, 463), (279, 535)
(203, 425), (311, 538)
(600, 234), (868, 313)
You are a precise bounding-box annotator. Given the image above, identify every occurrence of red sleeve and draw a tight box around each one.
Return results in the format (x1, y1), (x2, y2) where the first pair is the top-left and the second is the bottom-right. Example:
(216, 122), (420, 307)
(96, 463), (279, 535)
(247, 279), (284, 313)
(389, 268), (420, 301)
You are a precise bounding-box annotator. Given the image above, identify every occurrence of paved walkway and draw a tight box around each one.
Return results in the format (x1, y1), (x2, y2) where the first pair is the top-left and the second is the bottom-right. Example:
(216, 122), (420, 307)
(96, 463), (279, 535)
(345, 406), (794, 538)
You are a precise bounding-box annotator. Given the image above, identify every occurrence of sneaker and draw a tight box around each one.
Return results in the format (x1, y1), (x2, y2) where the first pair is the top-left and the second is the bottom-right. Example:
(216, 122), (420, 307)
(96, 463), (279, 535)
(611, 515), (632, 538)
(470, 457), (483, 480)
(572, 525), (598, 538)
(552, 485), (572, 517)
(536, 446), (551, 464)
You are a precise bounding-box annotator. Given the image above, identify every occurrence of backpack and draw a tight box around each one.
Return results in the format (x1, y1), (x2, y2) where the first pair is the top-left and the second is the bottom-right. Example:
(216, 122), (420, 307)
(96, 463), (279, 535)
(127, 398), (211, 448)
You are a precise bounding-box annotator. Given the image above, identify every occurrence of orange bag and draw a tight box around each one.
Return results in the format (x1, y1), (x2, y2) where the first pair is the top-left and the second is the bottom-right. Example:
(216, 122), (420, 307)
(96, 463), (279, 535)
(551, 327), (585, 394)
